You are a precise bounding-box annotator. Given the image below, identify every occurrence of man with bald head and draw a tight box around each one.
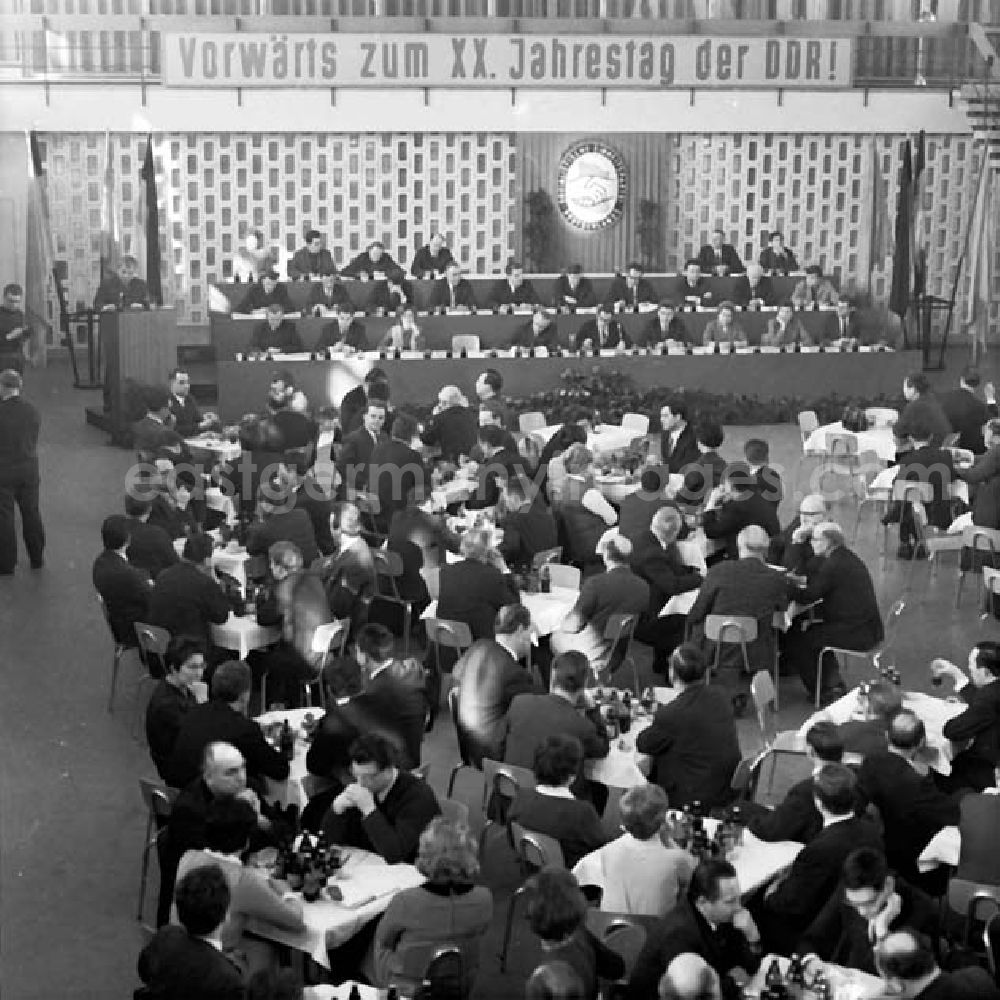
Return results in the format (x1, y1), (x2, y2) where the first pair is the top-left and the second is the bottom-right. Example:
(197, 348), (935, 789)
(687, 525), (789, 681)
(420, 384), (478, 462)
(659, 953), (722, 1000)
(768, 493), (828, 573)
(874, 929), (1000, 999)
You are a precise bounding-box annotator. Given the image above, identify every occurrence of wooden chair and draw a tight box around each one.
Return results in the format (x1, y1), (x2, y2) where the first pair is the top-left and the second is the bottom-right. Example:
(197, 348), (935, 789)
(138, 778), (175, 928)
(98, 594), (130, 714)
(372, 547), (417, 656)
(480, 758), (534, 858)
(451, 334), (480, 354)
(519, 412), (547, 435)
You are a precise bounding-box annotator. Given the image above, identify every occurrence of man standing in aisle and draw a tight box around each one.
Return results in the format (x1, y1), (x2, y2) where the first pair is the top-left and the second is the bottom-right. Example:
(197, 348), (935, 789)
(0, 284), (32, 374)
(0, 369), (45, 574)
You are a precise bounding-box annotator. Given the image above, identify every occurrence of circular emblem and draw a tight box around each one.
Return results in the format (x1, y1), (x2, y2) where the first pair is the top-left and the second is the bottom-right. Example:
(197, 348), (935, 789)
(558, 141), (627, 231)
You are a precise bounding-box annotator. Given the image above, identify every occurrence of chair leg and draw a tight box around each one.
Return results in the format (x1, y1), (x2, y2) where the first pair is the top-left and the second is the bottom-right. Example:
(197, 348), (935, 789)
(108, 645), (125, 714)
(137, 813), (154, 921)
(499, 886), (526, 972)
(815, 651), (827, 709)
(401, 606), (411, 659)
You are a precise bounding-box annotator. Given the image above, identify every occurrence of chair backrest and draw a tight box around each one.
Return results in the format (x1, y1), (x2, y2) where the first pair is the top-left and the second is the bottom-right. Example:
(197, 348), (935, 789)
(987, 911), (1000, 981)
(511, 821), (566, 871)
(985, 567), (1000, 603)
(393, 943), (465, 1000)
(600, 923), (647, 981)
(439, 797), (471, 828)
(134, 622), (170, 677)
(373, 548), (406, 600)
(750, 670), (777, 746)
(544, 563), (581, 591)
(826, 432), (859, 458)
(423, 566), (441, 601)
(797, 410), (819, 437)
(519, 411), (546, 435)
(621, 413), (650, 436)
(139, 777), (175, 823)
(531, 546), (563, 570)
(891, 480), (935, 503)
(730, 753), (765, 800)
(482, 758), (535, 818)
(451, 334), (480, 354)
(310, 618), (350, 657)
(426, 617), (473, 651)
(447, 687), (476, 770)
(963, 526), (1000, 556)
(704, 615), (758, 644)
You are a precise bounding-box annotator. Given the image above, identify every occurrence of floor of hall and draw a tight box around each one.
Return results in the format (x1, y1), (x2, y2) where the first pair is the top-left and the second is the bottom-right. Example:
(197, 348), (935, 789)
(0, 359), (995, 1000)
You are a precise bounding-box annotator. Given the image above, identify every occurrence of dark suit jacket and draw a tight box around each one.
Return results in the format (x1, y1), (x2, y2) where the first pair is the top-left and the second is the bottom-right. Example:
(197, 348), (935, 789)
(488, 278), (538, 308)
(701, 488), (781, 561)
(567, 565), (650, 638)
(93, 550), (151, 645)
(289, 478), (336, 556)
(288, 246), (336, 280)
(504, 692), (608, 768)
(341, 250), (402, 281)
(133, 416), (188, 463)
(942, 680), (1000, 792)
(168, 394), (203, 438)
(897, 444), (955, 529)
(574, 318), (629, 351)
(747, 775), (823, 845)
(318, 318), (367, 352)
(466, 447), (525, 511)
(687, 557), (789, 671)
(245, 508), (319, 568)
(420, 405), (478, 462)
(339, 384), (368, 436)
(940, 387), (997, 454)
(369, 438), (427, 525)
(498, 495), (558, 571)
(635, 685), (741, 808)
(508, 788), (607, 868)
(410, 244), (456, 279)
(915, 968), (1000, 999)
(660, 423), (701, 475)
(608, 275), (656, 306)
(676, 451), (727, 508)
(389, 506), (460, 577)
(236, 281), (294, 315)
(638, 314), (690, 347)
(795, 545), (883, 651)
(629, 531), (702, 616)
(959, 445), (1000, 530)
(765, 816), (883, 924)
(251, 318), (303, 353)
(894, 394), (953, 448)
(617, 493), (672, 542)
(369, 280), (411, 315)
(767, 516), (818, 575)
(166, 699), (290, 789)
(758, 246), (798, 274)
(428, 277), (476, 310)
(671, 276), (714, 305)
(137, 925), (245, 1000)
(148, 561), (231, 649)
(94, 274), (150, 311)
(822, 311), (864, 344)
(510, 318), (561, 352)
(731, 274), (776, 307)
(126, 518), (180, 581)
(339, 426), (387, 493)
(437, 559), (519, 641)
(306, 280), (352, 313)
(857, 751), (960, 881)
(697, 243), (745, 274)
(553, 274), (596, 309)
(629, 898), (759, 1000)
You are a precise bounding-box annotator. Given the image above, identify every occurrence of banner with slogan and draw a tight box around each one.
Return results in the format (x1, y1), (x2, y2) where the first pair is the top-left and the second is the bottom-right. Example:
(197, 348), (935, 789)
(163, 33), (852, 89)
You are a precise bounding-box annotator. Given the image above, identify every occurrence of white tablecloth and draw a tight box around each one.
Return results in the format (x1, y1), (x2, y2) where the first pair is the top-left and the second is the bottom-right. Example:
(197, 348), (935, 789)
(536, 423), (643, 455)
(918, 825), (961, 871)
(661, 590), (698, 617)
(173, 537), (253, 588)
(185, 435), (242, 462)
(257, 707), (316, 811)
(804, 421), (896, 463)
(751, 955), (882, 998)
(869, 465), (970, 504)
(422, 589), (577, 639)
(305, 986), (378, 1000)
(211, 613), (281, 658)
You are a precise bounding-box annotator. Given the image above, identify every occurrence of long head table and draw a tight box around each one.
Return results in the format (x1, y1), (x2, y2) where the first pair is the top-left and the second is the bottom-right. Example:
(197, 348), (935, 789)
(216, 349), (916, 420)
(212, 309), (840, 361)
(214, 274), (803, 314)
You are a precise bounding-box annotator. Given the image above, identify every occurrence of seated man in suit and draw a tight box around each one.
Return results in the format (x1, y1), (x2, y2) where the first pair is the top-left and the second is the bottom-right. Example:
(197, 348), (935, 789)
(768, 492), (827, 573)
(700, 462), (780, 563)
(894, 373), (953, 455)
(675, 421), (727, 510)
(317, 502), (376, 622)
(629, 858), (763, 999)
(124, 494), (179, 580)
(758, 230), (798, 275)
(138, 865), (245, 998)
(134, 385), (191, 464)
(245, 479), (320, 568)
(761, 301), (812, 347)
(553, 263), (596, 310)
(369, 412), (427, 531)
(370, 273), (413, 315)
(747, 721), (844, 845)
(822, 297), (864, 345)
(731, 262), (776, 308)
(639, 300), (690, 348)
(497, 474), (557, 573)
(341, 241), (402, 281)
(618, 466), (674, 541)
(609, 262), (657, 309)
(306, 271), (352, 315)
(287, 229), (336, 281)
(94, 255), (150, 311)
(466, 424), (524, 511)
(686, 524), (789, 685)
(167, 368), (215, 438)
(697, 228), (745, 276)
(409, 230), (455, 279)
(312, 733), (441, 863)
(636, 644), (741, 810)
(672, 259), (714, 307)
(428, 260), (476, 311)
(318, 301), (367, 353)
(760, 765), (882, 952)
(745, 437), (783, 510)
(236, 268), (295, 315)
(659, 398), (700, 475)
(702, 301), (748, 349)
(251, 303), (304, 354)
(510, 306), (561, 352)
(940, 367), (998, 454)
(489, 260), (539, 311)
(93, 513), (152, 645)
(872, 929), (1000, 1000)
(145, 636), (207, 783)
(893, 417), (955, 558)
(792, 265), (840, 309)
(420, 384), (478, 461)
(574, 302), (629, 351)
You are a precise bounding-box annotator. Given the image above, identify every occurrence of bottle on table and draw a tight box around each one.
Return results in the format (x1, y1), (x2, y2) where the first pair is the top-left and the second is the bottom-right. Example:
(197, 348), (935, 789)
(348, 985), (362, 1000)
(279, 720), (296, 761)
(618, 692), (632, 734)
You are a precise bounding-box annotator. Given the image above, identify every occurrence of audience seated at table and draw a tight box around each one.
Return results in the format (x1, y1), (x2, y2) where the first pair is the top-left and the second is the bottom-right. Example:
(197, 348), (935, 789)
(148, 532), (233, 650)
(309, 733), (440, 864)
(822, 298), (864, 345)
(283, 465), (336, 557)
(700, 463), (780, 564)
(420, 385), (478, 462)
(246, 480), (320, 569)
(496, 474), (558, 572)
(341, 241), (402, 282)
(893, 374), (953, 455)
(465, 425), (525, 511)
(124, 493), (180, 580)
(368, 412), (427, 530)
(146, 636), (208, 783)
(671, 260), (715, 307)
(572, 784), (695, 918)
(823, 679), (902, 759)
(686, 524), (789, 680)
(93, 513), (152, 645)
(856, 709), (960, 893)
(698, 229), (745, 276)
(617, 467), (674, 541)
(376, 303), (423, 352)
(873, 928), (1000, 1000)
(370, 817), (493, 992)
(317, 502), (376, 625)
(551, 529), (649, 677)
(939, 367), (998, 455)
(410, 232), (455, 280)
(956, 418), (1000, 532)
(761, 302), (811, 348)
(453, 603), (538, 766)
(308, 624), (428, 775)
(287, 230), (336, 282)
(791, 265), (840, 309)
(731, 263), (776, 308)
(134, 385), (191, 465)
(574, 302), (629, 352)
(437, 526), (519, 641)
(318, 302), (368, 354)
(166, 367), (215, 438)
(758, 231), (798, 275)
(745, 721), (844, 845)
(659, 400), (700, 476)
(526, 868), (625, 1000)
(629, 858), (762, 1000)
(511, 307), (562, 352)
(269, 392), (318, 455)
(893, 418), (956, 559)
(138, 865), (246, 1000)
(781, 521), (882, 702)
(508, 734), (609, 868)
(427, 261), (477, 311)
(635, 644), (741, 811)
(488, 260), (539, 310)
(306, 271), (352, 315)
(552, 264), (596, 311)
(552, 443), (619, 572)
(148, 468), (201, 540)
(237, 270), (295, 315)
(638, 300), (690, 348)
(609, 263), (657, 309)
(473, 369), (513, 428)
(370, 274), (413, 316)
(173, 796), (306, 975)
(675, 421), (728, 510)
(767, 492), (827, 573)
(701, 301), (747, 349)
(252, 304), (304, 354)
(799, 847), (937, 978)
(388, 484), (460, 585)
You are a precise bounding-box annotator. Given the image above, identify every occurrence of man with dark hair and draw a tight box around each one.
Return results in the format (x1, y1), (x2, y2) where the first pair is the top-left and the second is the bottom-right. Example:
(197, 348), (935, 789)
(428, 260), (476, 311)
(744, 438), (783, 509)
(636, 644), (741, 809)
(701, 462), (780, 563)
(474, 366), (510, 421)
(618, 467), (674, 541)
(410, 230), (455, 279)
(145, 636), (207, 782)
(313, 733), (440, 862)
(676, 422), (726, 509)
(124, 493), (179, 580)
(874, 929), (1000, 998)
(511, 306), (562, 352)
(369, 411), (427, 529)
(823, 297), (864, 345)
(339, 366), (389, 437)
(792, 264), (839, 309)
(94, 255), (150, 310)
(553, 263), (597, 310)
(287, 228), (336, 281)
(659, 400), (700, 476)
(341, 240), (402, 281)
(133, 385), (190, 464)
(800, 847), (938, 976)
(467, 424), (524, 510)
(940, 367), (998, 455)
(857, 709), (960, 889)
(609, 262), (657, 309)
(698, 228), (745, 276)
(894, 373), (953, 455)
(246, 478), (319, 566)
(892, 417), (956, 559)
(138, 865), (244, 999)
(251, 302), (304, 353)
(761, 764), (882, 949)
(758, 231), (797, 275)
(338, 397), (388, 495)
(575, 302), (629, 351)
(630, 859), (762, 1000)
(489, 260), (539, 310)
(732, 262), (775, 308)
(453, 604), (538, 765)
(307, 270), (352, 316)
(167, 368), (214, 437)
(641, 300), (690, 348)
(93, 513), (151, 644)
(236, 268), (294, 315)
(933, 642), (1000, 791)
(672, 259), (714, 306)
(0, 283), (30, 372)
(318, 300), (368, 353)
(498, 475), (558, 572)
(747, 721), (844, 845)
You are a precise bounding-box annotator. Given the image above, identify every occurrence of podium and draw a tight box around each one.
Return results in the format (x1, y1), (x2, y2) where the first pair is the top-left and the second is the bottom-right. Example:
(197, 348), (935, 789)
(84, 308), (182, 445)
(913, 294), (954, 372)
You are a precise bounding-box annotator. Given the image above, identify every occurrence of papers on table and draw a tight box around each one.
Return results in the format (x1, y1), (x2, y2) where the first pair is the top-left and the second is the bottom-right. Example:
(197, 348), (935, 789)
(661, 590), (698, 617)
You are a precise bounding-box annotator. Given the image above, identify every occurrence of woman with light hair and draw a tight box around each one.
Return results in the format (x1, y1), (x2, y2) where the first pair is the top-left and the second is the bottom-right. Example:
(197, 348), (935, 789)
(551, 527), (650, 677)
(371, 818), (493, 990)
(553, 443), (618, 572)
(571, 783), (696, 917)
